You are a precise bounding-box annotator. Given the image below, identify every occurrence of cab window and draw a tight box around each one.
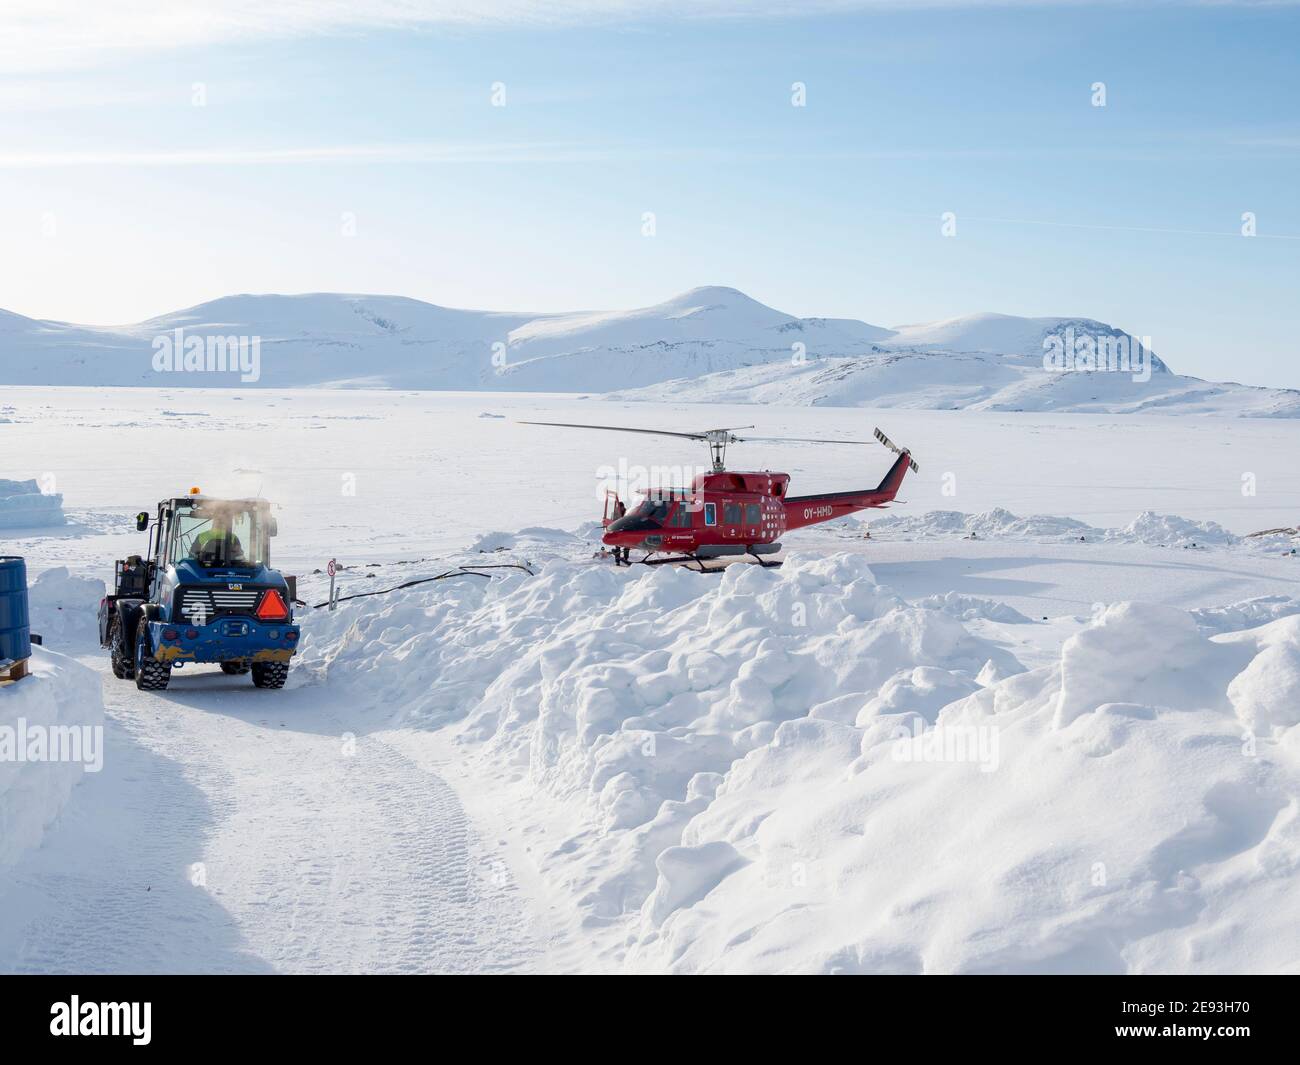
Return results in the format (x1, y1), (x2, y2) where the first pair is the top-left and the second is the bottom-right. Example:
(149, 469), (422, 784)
(169, 504), (269, 568)
(668, 504), (693, 528)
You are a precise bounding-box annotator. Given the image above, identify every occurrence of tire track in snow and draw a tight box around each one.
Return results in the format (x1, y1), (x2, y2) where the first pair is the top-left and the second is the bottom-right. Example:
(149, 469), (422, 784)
(1, 660), (544, 973)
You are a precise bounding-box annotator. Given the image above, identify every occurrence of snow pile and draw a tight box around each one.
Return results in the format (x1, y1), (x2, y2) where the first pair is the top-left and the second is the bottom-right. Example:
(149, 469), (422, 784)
(915, 591), (1032, 624)
(468, 526), (586, 553)
(870, 508), (1095, 541)
(1110, 511), (1240, 548)
(299, 550), (1300, 971)
(1190, 596), (1300, 636)
(0, 479), (65, 530)
(869, 508), (1246, 549)
(27, 568), (106, 651)
(299, 555), (1018, 905)
(0, 647), (104, 874)
(630, 600), (1300, 973)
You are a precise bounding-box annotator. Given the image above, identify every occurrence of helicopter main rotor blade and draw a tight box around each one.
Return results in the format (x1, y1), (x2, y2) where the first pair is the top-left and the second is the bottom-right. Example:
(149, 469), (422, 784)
(518, 420), (708, 441)
(518, 420), (917, 473)
(735, 435), (880, 445)
(518, 420), (754, 442)
(738, 427), (919, 473)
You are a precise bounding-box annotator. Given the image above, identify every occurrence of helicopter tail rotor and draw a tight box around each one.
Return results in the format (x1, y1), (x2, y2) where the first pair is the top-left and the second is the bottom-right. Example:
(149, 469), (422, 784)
(873, 427), (919, 474)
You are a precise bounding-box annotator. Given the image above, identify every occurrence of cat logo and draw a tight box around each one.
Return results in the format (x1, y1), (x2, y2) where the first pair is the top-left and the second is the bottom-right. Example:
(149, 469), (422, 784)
(228, 583), (243, 591)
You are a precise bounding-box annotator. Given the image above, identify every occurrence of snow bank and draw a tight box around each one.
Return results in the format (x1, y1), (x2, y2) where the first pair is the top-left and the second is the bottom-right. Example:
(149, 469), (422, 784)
(915, 591), (1032, 624)
(27, 568), (106, 651)
(469, 526), (586, 553)
(869, 507), (1243, 548)
(1190, 595), (1300, 635)
(300, 550), (1300, 972)
(1112, 511), (1240, 547)
(0, 479), (65, 530)
(870, 507), (1095, 542)
(0, 647), (104, 874)
(634, 599), (1300, 973)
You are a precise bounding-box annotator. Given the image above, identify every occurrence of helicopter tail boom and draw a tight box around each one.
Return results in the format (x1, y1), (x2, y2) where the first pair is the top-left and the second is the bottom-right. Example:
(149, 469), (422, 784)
(782, 447), (914, 531)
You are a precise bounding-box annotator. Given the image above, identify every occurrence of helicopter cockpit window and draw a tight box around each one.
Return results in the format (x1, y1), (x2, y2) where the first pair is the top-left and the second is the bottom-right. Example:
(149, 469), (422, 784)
(629, 499), (671, 524)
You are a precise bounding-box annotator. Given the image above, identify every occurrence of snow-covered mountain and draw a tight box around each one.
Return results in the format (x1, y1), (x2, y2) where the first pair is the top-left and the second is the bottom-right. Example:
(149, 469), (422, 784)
(609, 328), (1300, 416)
(2, 286), (1296, 416)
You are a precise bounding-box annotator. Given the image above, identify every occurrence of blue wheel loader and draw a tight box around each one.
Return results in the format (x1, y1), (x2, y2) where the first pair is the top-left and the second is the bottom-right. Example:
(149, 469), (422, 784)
(98, 490), (300, 691)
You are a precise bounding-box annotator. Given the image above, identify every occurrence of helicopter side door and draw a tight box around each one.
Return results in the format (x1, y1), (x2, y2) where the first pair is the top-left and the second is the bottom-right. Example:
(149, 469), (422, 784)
(663, 500), (695, 547)
(721, 500), (742, 538)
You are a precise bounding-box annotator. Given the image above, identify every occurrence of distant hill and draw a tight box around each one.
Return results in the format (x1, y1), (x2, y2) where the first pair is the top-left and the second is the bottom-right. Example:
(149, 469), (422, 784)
(2, 287), (1296, 416)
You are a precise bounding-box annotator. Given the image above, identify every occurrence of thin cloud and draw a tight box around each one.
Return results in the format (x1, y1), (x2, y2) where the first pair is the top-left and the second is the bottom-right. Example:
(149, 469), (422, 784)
(4, 137), (1292, 169)
(0, 141), (613, 168)
(5, 1), (1294, 72)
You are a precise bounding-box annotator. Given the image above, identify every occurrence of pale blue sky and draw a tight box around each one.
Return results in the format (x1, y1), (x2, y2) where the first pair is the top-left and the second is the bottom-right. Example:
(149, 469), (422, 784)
(0, 1), (1296, 385)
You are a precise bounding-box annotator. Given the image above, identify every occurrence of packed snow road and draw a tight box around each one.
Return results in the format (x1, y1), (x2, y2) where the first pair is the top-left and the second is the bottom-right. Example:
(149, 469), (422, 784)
(0, 657), (549, 974)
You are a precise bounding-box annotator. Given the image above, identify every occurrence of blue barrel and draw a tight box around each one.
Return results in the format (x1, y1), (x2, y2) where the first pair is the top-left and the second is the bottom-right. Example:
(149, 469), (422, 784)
(0, 557), (31, 664)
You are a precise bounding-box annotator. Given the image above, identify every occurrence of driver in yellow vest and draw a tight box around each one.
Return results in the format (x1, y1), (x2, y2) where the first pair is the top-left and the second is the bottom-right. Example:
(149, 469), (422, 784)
(190, 524), (246, 564)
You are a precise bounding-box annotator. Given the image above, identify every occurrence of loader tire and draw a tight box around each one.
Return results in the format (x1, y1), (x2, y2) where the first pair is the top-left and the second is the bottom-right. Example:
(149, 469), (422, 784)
(220, 661), (250, 675)
(250, 661), (289, 689)
(111, 617), (134, 680)
(134, 625), (171, 692)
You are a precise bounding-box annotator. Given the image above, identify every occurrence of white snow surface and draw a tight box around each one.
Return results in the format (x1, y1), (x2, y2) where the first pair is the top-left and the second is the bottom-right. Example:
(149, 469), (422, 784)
(294, 549), (1300, 973)
(27, 567), (105, 648)
(0, 479), (65, 530)
(866, 507), (1246, 548)
(2, 288), (1297, 415)
(610, 343), (1300, 417)
(5, 388), (1300, 973)
(0, 648), (104, 874)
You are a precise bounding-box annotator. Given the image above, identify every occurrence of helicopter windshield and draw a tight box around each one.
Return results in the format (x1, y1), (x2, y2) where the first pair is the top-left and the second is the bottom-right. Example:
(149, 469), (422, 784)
(629, 499), (671, 522)
(607, 495), (678, 534)
(170, 501), (270, 568)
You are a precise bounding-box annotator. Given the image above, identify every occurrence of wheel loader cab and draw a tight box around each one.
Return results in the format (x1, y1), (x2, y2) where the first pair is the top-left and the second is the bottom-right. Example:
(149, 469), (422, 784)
(165, 498), (272, 571)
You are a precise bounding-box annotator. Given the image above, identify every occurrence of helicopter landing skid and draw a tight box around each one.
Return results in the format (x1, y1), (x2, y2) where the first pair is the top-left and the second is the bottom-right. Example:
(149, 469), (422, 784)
(636, 551), (783, 574)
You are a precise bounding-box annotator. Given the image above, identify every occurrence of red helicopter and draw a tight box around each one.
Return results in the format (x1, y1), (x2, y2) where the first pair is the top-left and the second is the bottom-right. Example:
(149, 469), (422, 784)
(521, 421), (918, 568)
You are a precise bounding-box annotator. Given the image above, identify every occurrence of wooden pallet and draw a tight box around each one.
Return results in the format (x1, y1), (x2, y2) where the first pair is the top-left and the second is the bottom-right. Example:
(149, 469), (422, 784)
(0, 658), (30, 685)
